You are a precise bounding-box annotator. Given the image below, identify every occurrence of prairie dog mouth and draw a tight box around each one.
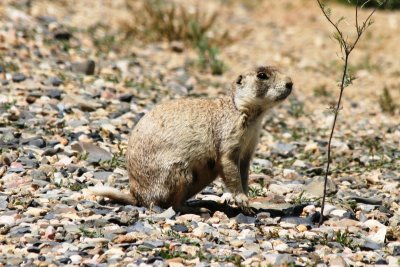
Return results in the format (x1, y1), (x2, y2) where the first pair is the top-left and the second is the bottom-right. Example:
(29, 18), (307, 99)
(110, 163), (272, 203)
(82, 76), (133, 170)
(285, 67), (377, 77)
(275, 87), (292, 101)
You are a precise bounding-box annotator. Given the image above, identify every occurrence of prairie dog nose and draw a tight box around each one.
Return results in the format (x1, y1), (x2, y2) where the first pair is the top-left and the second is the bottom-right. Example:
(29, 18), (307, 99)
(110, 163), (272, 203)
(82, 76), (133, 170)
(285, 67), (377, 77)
(285, 77), (293, 90)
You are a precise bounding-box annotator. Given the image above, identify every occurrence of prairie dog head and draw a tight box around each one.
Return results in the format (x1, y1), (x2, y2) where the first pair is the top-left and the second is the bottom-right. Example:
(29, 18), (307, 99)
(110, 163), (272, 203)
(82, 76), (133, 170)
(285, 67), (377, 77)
(232, 66), (293, 114)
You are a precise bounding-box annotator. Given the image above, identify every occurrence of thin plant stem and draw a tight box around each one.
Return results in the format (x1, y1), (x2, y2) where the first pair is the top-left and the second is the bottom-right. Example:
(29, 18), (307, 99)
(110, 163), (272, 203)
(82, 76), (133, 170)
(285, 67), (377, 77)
(316, 0), (386, 227)
(320, 53), (349, 226)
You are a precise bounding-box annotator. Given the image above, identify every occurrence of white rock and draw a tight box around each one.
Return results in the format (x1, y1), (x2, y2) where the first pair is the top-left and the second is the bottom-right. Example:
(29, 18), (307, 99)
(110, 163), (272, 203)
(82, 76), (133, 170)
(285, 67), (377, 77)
(322, 203), (336, 216)
(262, 253), (294, 265)
(304, 142), (319, 153)
(200, 195), (222, 203)
(274, 243), (289, 252)
(269, 183), (292, 195)
(283, 169), (300, 180)
(330, 209), (348, 218)
(238, 229), (256, 242)
(303, 205), (316, 214)
(292, 159), (307, 168)
(192, 222), (215, 238)
(329, 255), (349, 267)
(363, 219), (387, 244)
(260, 241), (273, 250)
(70, 255), (82, 264)
(0, 215), (16, 225)
(25, 208), (48, 217)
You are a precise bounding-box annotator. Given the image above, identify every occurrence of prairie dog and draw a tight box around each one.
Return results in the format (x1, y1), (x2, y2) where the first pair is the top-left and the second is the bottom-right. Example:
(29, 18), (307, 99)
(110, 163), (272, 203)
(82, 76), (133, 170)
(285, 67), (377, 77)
(90, 66), (293, 213)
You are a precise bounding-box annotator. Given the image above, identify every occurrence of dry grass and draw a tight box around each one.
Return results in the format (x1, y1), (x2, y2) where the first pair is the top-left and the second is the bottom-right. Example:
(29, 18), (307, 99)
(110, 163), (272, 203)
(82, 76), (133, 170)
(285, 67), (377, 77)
(120, 0), (229, 45)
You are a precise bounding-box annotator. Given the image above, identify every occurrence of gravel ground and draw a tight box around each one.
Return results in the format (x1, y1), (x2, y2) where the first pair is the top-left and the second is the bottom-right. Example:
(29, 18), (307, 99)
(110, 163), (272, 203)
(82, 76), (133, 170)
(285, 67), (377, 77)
(0, 0), (399, 266)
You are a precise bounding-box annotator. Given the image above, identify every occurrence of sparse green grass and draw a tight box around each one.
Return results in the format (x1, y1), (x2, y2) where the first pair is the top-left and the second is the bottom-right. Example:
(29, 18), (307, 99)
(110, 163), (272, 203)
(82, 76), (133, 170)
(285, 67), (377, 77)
(99, 144), (126, 170)
(313, 84), (331, 97)
(288, 98), (305, 118)
(87, 23), (116, 56)
(248, 185), (264, 197)
(165, 229), (200, 246)
(290, 191), (317, 205)
(334, 229), (356, 249)
(320, 229), (357, 250)
(79, 226), (104, 238)
(157, 247), (188, 259)
(122, 0), (226, 44)
(69, 183), (86, 191)
(77, 151), (89, 161)
(1, 100), (17, 111)
(379, 87), (397, 115)
(193, 22), (226, 75)
(349, 55), (380, 73)
(122, 0), (227, 75)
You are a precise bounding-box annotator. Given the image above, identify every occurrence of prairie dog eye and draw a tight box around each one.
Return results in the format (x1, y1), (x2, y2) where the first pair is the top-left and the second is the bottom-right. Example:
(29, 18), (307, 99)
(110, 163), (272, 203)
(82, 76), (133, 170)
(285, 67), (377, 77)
(236, 75), (243, 85)
(257, 72), (268, 80)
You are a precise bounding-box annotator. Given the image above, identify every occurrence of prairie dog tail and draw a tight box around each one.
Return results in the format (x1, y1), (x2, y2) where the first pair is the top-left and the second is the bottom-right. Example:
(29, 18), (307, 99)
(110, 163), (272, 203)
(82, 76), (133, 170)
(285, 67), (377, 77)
(87, 186), (137, 206)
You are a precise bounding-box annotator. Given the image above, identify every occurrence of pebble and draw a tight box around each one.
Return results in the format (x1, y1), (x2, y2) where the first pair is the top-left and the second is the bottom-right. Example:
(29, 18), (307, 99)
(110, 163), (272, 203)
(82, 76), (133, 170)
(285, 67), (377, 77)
(12, 73), (26, 83)
(71, 60), (95, 75)
(304, 176), (337, 197)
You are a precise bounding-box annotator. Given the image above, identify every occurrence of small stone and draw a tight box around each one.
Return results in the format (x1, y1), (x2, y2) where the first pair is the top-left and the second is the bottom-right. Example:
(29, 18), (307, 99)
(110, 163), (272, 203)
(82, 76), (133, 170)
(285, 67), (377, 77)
(272, 142), (296, 156)
(274, 242), (289, 252)
(330, 209), (348, 218)
(296, 224), (309, 232)
(240, 249), (257, 259)
(8, 162), (24, 173)
(283, 169), (300, 180)
(167, 81), (188, 95)
(235, 213), (256, 224)
(119, 93), (134, 102)
(350, 196), (382, 205)
(31, 170), (48, 181)
(42, 148), (60, 156)
(47, 76), (63, 86)
(230, 239), (245, 247)
(44, 226), (56, 240)
(156, 207), (176, 219)
(71, 142), (112, 163)
(69, 254), (82, 264)
(170, 41), (185, 53)
(263, 254), (294, 265)
(253, 158), (273, 169)
(171, 224), (188, 233)
(93, 171), (113, 182)
(142, 240), (164, 248)
(305, 167), (324, 176)
(329, 256), (349, 267)
(304, 142), (319, 153)
(362, 240), (382, 250)
(25, 208), (48, 217)
(12, 73), (26, 83)
(28, 138), (46, 148)
(71, 60), (95, 75)
(27, 246), (40, 253)
(304, 176), (337, 198)
(0, 215), (16, 225)
(281, 216), (312, 226)
(292, 159), (307, 168)
(54, 31), (72, 40)
(47, 89), (62, 100)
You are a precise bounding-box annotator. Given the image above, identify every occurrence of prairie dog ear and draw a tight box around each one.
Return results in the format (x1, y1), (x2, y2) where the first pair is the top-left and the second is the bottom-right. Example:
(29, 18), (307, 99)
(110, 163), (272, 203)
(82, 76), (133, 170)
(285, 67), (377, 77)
(236, 75), (243, 85)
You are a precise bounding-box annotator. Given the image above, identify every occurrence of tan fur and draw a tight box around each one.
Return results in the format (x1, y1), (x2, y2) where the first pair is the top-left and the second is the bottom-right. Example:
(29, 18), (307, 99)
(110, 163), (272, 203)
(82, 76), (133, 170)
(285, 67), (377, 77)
(87, 186), (137, 205)
(91, 66), (293, 212)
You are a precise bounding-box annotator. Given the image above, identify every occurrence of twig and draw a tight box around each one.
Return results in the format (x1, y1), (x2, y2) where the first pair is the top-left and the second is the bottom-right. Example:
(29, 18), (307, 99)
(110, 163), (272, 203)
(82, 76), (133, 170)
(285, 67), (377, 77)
(316, 0), (387, 227)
